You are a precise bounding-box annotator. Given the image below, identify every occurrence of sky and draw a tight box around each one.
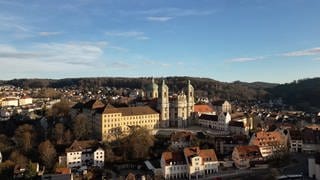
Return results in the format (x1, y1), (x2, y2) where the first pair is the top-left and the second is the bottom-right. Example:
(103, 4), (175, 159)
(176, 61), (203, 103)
(0, 0), (320, 83)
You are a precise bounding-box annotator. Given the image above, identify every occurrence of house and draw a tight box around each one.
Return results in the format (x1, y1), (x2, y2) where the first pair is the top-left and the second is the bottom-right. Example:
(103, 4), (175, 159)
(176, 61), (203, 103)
(308, 153), (320, 180)
(184, 147), (219, 179)
(249, 130), (288, 158)
(161, 147), (219, 179)
(232, 145), (263, 169)
(66, 140), (104, 168)
(288, 130), (303, 152)
(170, 131), (196, 150)
(198, 112), (231, 131)
(161, 151), (188, 179)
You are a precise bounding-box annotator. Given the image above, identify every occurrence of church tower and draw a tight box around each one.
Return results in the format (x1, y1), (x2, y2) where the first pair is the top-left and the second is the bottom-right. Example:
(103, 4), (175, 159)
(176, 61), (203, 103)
(145, 78), (158, 100)
(157, 80), (170, 128)
(186, 80), (195, 123)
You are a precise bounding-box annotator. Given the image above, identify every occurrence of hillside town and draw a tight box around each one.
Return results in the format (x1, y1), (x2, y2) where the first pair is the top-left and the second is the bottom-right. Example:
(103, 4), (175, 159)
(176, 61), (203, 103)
(0, 79), (319, 180)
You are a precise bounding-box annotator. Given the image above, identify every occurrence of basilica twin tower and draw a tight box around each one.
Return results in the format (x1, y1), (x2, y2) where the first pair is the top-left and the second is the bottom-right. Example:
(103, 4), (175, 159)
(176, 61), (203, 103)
(145, 79), (195, 128)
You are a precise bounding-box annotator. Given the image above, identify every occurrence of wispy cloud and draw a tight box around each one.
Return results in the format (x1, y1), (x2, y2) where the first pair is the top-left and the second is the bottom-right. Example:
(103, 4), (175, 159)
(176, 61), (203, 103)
(38, 31), (62, 36)
(0, 43), (104, 79)
(313, 57), (320, 61)
(105, 31), (149, 40)
(135, 8), (215, 17)
(282, 47), (320, 57)
(147, 16), (173, 22)
(0, 15), (30, 32)
(228, 56), (264, 62)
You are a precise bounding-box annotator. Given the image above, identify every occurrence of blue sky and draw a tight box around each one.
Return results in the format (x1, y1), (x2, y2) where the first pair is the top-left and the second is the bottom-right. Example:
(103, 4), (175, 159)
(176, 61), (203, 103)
(0, 0), (320, 83)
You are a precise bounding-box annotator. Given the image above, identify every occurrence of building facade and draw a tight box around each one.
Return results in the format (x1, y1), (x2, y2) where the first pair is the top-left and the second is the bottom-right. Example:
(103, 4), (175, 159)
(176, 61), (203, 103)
(232, 145), (263, 169)
(99, 106), (160, 141)
(147, 79), (195, 128)
(161, 147), (219, 180)
(249, 130), (288, 158)
(66, 140), (104, 168)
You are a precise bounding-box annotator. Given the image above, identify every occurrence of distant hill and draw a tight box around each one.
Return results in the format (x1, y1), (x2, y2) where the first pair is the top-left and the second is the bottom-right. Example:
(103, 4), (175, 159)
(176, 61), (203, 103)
(3, 76), (271, 101)
(4, 76), (320, 111)
(269, 78), (320, 112)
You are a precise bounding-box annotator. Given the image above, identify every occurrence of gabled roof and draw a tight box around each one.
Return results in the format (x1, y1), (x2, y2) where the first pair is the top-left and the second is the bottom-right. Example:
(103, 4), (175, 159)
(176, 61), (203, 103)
(66, 140), (98, 152)
(194, 104), (214, 113)
(183, 147), (218, 165)
(162, 151), (186, 166)
(71, 102), (84, 109)
(234, 145), (262, 159)
(83, 100), (105, 110)
(103, 106), (158, 116)
(250, 130), (287, 147)
(199, 114), (218, 121)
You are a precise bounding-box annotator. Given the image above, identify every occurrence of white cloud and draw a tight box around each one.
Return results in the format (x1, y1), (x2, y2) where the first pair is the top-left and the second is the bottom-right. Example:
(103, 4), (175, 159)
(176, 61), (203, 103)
(228, 56), (264, 62)
(147, 16), (173, 22)
(38, 31), (62, 36)
(313, 57), (320, 61)
(282, 47), (320, 57)
(105, 31), (149, 40)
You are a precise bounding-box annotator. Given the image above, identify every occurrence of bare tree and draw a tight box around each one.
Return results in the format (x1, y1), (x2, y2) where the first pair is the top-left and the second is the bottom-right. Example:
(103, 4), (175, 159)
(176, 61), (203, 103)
(72, 114), (91, 140)
(53, 123), (64, 144)
(14, 124), (36, 152)
(38, 140), (57, 170)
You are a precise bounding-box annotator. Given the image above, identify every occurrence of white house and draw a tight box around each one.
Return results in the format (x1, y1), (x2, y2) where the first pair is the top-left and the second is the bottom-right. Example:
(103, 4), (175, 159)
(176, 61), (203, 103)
(161, 151), (188, 179)
(66, 140), (104, 168)
(184, 147), (219, 179)
(198, 112), (231, 131)
(161, 147), (219, 179)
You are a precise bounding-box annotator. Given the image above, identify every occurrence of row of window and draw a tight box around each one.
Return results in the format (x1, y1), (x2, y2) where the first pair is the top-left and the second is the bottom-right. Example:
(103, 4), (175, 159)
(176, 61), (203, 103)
(104, 114), (157, 119)
(105, 119), (158, 127)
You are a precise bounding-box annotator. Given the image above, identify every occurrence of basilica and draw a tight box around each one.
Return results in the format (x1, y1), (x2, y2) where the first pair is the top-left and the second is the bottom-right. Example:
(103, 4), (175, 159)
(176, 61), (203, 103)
(144, 78), (195, 128)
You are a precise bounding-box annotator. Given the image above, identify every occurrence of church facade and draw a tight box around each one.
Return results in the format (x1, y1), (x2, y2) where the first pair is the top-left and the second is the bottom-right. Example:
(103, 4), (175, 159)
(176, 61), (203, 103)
(145, 79), (195, 128)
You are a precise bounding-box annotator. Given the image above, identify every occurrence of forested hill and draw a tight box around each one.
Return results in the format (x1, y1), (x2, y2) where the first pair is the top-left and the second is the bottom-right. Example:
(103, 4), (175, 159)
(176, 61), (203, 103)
(3, 76), (275, 101)
(269, 78), (320, 112)
(3, 76), (320, 111)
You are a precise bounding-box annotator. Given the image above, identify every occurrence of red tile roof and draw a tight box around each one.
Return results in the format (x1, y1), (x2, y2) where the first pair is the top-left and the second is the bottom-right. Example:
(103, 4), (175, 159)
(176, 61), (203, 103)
(194, 104), (214, 113)
(162, 151), (186, 166)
